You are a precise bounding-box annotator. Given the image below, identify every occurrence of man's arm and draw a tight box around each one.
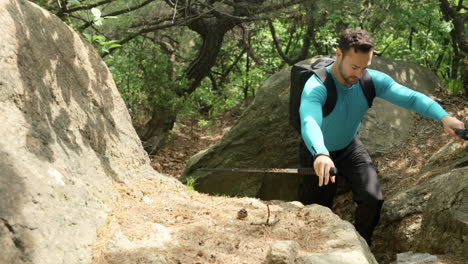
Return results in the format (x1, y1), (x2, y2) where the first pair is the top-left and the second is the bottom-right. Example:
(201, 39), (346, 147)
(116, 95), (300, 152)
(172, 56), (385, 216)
(299, 76), (328, 156)
(370, 70), (465, 143)
(299, 76), (336, 186)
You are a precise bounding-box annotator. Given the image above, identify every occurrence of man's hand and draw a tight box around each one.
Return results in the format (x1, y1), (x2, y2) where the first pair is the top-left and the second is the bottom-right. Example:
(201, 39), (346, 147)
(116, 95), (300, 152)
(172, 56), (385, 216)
(313, 154), (336, 187)
(441, 116), (466, 145)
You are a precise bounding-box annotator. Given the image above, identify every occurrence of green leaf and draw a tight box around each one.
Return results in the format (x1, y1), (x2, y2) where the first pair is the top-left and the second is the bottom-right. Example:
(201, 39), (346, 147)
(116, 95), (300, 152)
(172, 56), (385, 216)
(82, 32), (92, 42)
(92, 35), (106, 42)
(440, 21), (453, 33)
(109, 44), (122, 49)
(101, 40), (118, 45)
(68, 0), (81, 5)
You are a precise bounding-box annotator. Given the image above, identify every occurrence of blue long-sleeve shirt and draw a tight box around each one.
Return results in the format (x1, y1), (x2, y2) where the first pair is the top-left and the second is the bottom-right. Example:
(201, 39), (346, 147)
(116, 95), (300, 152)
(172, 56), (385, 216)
(299, 65), (450, 155)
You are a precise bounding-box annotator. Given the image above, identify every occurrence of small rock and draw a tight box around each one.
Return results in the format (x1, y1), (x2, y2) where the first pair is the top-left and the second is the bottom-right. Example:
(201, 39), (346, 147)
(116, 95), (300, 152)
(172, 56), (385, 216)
(396, 252), (438, 263)
(289, 201), (304, 208)
(265, 240), (299, 264)
(237, 208), (248, 219)
(142, 195), (153, 204)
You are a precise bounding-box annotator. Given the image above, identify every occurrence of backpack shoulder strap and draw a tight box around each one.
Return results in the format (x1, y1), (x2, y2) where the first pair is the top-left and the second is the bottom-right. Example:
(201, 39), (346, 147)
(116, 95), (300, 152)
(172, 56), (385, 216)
(313, 67), (337, 117)
(359, 70), (376, 108)
(289, 64), (314, 132)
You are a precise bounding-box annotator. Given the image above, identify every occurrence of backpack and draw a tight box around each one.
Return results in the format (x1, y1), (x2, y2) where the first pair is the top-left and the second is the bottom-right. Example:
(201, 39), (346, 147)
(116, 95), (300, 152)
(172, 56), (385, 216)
(289, 56), (376, 133)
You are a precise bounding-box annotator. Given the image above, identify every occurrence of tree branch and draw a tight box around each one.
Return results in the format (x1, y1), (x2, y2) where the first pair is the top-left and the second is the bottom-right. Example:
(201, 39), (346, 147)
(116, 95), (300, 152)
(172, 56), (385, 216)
(268, 0), (317, 65)
(224, 0), (305, 15)
(239, 25), (264, 65)
(78, 0), (156, 31)
(59, 0), (115, 16)
(268, 19), (291, 64)
(105, 0), (155, 17)
(219, 49), (246, 84)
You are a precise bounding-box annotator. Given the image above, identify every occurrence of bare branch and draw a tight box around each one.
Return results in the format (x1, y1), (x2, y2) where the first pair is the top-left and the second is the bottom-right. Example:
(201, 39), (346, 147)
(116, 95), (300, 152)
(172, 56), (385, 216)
(102, 10), (210, 57)
(268, 19), (291, 63)
(78, 0), (156, 31)
(105, 0), (155, 17)
(219, 49), (246, 84)
(224, 0), (306, 16)
(62, 0), (115, 14)
(268, 0), (318, 65)
(239, 25), (264, 65)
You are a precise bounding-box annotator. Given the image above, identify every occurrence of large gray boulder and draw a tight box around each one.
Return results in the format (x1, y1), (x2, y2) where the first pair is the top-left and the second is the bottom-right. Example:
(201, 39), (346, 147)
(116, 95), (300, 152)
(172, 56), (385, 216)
(373, 142), (468, 263)
(181, 56), (441, 200)
(0, 1), (175, 263)
(417, 167), (468, 258)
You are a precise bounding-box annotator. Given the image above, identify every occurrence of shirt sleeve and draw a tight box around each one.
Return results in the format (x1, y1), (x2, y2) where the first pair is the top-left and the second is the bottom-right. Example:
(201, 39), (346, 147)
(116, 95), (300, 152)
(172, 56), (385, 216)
(371, 70), (450, 121)
(299, 75), (329, 156)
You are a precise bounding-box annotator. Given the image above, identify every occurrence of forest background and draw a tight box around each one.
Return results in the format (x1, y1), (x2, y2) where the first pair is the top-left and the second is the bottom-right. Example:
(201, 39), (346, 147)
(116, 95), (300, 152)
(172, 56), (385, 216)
(32, 0), (467, 154)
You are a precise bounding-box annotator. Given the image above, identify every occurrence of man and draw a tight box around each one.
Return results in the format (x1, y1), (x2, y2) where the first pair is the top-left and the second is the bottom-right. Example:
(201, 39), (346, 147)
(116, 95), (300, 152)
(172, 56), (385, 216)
(299, 28), (465, 245)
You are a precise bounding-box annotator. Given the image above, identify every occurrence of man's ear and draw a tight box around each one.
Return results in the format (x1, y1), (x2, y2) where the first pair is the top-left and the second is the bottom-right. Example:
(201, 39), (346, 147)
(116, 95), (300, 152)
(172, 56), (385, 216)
(336, 48), (342, 60)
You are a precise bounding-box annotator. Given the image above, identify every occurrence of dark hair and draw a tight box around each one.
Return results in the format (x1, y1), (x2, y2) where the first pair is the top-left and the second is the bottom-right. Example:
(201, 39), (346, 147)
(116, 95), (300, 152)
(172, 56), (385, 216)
(338, 28), (374, 55)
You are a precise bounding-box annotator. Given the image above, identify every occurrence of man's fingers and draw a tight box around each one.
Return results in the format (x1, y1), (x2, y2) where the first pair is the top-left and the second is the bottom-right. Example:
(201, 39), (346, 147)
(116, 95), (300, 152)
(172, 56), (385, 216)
(331, 175), (336, 183)
(324, 166), (330, 186)
(318, 171), (324, 187)
(313, 155), (335, 187)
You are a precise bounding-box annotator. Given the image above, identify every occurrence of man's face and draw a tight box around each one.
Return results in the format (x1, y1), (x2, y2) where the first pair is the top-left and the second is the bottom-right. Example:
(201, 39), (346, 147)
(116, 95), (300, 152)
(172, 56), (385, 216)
(336, 48), (373, 86)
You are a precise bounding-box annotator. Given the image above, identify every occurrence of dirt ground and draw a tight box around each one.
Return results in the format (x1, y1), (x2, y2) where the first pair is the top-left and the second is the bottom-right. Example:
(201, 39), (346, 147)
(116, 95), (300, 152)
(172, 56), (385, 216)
(92, 89), (467, 264)
(372, 89), (467, 198)
(92, 179), (338, 264)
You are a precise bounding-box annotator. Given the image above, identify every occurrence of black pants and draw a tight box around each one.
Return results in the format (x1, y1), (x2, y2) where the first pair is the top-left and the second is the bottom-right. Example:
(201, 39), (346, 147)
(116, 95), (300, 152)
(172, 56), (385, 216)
(298, 135), (384, 245)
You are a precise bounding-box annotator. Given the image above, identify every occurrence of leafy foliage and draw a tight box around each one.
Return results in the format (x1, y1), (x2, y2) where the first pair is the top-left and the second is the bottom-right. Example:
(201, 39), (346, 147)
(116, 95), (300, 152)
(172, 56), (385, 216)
(105, 37), (188, 127)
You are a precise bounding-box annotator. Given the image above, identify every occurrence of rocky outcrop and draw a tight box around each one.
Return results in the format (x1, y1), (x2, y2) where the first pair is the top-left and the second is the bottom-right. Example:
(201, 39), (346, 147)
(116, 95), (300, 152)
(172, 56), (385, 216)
(0, 1), (175, 263)
(266, 240), (299, 264)
(396, 252), (439, 263)
(181, 56), (441, 201)
(94, 180), (377, 264)
(373, 142), (468, 263)
(417, 167), (467, 258)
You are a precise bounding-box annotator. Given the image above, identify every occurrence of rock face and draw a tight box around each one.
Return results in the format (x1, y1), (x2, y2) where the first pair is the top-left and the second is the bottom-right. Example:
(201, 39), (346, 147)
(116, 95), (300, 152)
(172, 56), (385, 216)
(0, 1), (174, 263)
(181, 56), (441, 201)
(94, 180), (378, 264)
(266, 240), (300, 264)
(396, 252), (439, 263)
(264, 207), (377, 264)
(373, 142), (468, 263)
(296, 205), (378, 264)
(417, 167), (467, 258)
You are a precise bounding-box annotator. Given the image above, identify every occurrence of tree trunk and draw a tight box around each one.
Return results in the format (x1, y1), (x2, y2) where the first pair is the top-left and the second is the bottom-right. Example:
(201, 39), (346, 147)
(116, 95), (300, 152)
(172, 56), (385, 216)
(140, 11), (241, 152)
(185, 30), (226, 92)
(139, 105), (177, 154)
(463, 55), (468, 95)
(438, 0), (467, 95)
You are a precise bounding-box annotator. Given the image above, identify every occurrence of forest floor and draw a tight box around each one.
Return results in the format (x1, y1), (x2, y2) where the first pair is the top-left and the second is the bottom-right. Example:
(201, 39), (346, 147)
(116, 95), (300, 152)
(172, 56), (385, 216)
(93, 89), (467, 264)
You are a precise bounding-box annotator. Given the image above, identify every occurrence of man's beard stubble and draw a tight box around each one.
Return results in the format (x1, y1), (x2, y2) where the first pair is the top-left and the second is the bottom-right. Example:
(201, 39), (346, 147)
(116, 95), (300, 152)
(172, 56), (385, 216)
(337, 61), (359, 87)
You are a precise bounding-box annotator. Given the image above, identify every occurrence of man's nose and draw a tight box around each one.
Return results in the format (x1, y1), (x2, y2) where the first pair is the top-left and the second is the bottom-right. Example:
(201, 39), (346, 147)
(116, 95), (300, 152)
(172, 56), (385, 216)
(354, 69), (364, 79)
